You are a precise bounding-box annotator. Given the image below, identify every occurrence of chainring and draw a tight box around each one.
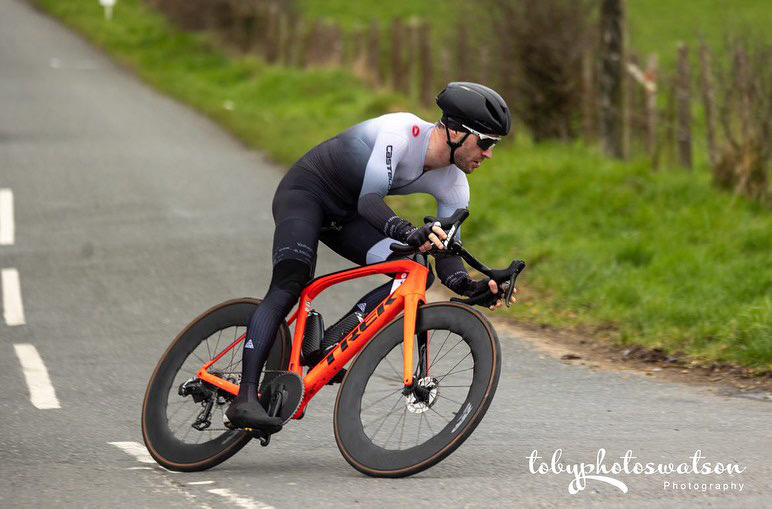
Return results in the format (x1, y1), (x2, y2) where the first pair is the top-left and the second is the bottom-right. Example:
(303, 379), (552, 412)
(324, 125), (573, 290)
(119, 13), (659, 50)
(258, 371), (305, 424)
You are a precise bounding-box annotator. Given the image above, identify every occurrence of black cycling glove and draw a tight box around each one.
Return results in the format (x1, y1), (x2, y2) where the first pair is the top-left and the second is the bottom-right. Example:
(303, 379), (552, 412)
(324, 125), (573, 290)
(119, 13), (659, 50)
(404, 222), (441, 247)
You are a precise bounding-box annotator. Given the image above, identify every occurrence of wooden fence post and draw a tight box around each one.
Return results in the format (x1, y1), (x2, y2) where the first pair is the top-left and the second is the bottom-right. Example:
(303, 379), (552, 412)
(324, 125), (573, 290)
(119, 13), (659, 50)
(598, 0), (626, 158)
(626, 53), (658, 157)
(285, 16), (304, 67)
(328, 22), (344, 67)
(676, 42), (693, 169)
(438, 47), (452, 90)
(645, 53), (658, 157)
(418, 21), (433, 106)
(581, 49), (596, 141)
(735, 46), (752, 146)
(350, 26), (368, 79)
(276, 9), (289, 65)
(391, 19), (408, 94)
(661, 75), (677, 169)
(698, 42), (718, 166)
(264, 2), (280, 63)
(303, 20), (322, 68)
(477, 46), (490, 87)
(367, 20), (382, 83)
(407, 18), (420, 98)
(733, 45), (754, 195)
(456, 23), (469, 81)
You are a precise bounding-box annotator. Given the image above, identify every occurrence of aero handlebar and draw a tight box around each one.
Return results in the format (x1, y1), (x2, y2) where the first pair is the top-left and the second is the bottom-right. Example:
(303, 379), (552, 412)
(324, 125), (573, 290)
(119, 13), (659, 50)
(390, 208), (525, 308)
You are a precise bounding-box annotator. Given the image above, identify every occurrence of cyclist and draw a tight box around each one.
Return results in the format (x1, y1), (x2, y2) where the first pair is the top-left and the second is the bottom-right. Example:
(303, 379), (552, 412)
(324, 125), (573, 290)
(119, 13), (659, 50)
(225, 82), (517, 432)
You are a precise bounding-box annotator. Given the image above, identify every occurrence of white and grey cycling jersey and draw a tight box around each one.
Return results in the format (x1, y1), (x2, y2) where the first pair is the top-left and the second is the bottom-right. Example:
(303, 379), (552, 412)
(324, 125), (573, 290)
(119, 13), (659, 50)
(295, 112), (469, 224)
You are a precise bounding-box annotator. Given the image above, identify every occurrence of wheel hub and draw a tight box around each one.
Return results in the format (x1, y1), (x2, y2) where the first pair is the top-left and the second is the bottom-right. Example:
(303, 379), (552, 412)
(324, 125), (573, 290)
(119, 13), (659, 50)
(405, 377), (439, 413)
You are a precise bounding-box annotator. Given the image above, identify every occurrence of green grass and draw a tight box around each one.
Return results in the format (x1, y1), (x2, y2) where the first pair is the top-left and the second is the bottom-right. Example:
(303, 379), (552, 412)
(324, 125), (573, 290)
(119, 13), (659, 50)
(299, 0), (770, 68)
(296, 0), (454, 29)
(33, 0), (771, 371)
(627, 0), (771, 68)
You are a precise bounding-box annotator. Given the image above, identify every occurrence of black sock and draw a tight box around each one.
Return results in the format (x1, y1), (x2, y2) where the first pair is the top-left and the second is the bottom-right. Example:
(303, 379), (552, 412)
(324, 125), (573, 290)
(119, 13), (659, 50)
(238, 287), (297, 400)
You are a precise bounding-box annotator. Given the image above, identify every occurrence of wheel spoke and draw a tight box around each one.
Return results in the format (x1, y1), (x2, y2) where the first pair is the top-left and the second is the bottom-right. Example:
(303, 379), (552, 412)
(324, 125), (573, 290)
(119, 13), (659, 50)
(421, 412), (435, 435)
(429, 336), (464, 369)
(438, 394), (465, 406)
(416, 411), (423, 447)
(428, 330), (452, 368)
(427, 405), (451, 424)
(166, 401), (191, 421)
(190, 350), (208, 369)
(365, 397), (404, 441)
(438, 365), (474, 382)
(436, 352), (472, 382)
(382, 353), (402, 380)
(361, 388), (403, 413)
(399, 406), (407, 449)
(382, 407), (407, 449)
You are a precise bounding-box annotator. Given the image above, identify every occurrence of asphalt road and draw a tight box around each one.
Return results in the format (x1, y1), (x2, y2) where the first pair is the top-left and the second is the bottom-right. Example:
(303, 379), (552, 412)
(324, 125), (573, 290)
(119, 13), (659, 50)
(1, 1), (769, 507)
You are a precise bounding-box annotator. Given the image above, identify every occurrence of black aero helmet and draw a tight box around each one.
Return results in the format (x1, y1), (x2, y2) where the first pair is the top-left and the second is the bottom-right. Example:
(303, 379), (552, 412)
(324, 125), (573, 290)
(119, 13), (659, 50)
(436, 82), (511, 137)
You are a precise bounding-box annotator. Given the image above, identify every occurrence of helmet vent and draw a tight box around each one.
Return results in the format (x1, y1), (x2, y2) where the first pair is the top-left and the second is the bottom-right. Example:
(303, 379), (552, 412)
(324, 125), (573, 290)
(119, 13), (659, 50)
(485, 100), (501, 123)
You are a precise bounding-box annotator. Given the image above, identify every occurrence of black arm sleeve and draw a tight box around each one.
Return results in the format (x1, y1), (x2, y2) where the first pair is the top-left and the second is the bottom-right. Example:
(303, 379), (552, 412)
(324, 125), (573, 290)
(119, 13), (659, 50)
(358, 192), (415, 241)
(435, 253), (479, 296)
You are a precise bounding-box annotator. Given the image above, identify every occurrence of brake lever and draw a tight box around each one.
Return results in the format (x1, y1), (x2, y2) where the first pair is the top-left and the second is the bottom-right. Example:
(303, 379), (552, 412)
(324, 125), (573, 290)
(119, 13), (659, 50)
(502, 261), (525, 307)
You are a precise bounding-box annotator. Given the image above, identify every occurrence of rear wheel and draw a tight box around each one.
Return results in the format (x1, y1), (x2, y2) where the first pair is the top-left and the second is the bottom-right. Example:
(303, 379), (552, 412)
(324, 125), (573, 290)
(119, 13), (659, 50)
(141, 298), (291, 472)
(333, 302), (501, 477)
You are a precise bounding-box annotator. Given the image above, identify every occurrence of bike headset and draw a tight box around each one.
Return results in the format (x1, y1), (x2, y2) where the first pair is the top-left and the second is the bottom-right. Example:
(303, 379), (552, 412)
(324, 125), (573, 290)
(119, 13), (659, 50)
(435, 82), (512, 166)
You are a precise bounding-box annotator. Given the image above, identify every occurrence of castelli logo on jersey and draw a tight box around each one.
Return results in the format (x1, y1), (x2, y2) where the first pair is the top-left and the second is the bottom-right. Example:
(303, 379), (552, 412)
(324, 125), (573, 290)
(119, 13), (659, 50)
(412, 125), (420, 137)
(385, 145), (394, 187)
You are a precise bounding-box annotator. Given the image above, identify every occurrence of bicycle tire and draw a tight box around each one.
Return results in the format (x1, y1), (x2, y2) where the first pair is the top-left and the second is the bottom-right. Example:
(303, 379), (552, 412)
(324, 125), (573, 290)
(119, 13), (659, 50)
(333, 302), (501, 477)
(141, 298), (291, 472)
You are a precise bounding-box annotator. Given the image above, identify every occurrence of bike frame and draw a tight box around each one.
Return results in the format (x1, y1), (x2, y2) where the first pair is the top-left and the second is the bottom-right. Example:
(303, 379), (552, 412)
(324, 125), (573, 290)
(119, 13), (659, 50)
(196, 259), (429, 419)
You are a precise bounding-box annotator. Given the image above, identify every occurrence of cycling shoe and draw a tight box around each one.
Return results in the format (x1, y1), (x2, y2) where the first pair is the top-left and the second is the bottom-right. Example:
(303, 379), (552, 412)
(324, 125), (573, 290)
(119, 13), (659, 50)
(224, 399), (283, 433)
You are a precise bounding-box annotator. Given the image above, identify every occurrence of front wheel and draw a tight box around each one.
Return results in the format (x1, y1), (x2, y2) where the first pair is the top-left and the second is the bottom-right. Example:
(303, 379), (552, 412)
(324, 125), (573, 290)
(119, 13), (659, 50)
(141, 298), (291, 472)
(333, 302), (501, 477)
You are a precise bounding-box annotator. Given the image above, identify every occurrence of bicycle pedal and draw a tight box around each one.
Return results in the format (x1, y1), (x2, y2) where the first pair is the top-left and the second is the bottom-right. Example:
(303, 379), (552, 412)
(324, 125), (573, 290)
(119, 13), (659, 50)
(247, 428), (271, 446)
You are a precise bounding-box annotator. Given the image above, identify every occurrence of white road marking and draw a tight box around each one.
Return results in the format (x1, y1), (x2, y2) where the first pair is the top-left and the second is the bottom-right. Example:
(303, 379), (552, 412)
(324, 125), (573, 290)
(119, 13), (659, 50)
(0, 189), (14, 245)
(13, 343), (61, 409)
(188, 481), (215, 486)
(2, 268), (26, 326)
(109, 441), (155, 464)
(159, 477), (213, 509)
(127, 466), (153, 470)
(207, 489), (275, 509)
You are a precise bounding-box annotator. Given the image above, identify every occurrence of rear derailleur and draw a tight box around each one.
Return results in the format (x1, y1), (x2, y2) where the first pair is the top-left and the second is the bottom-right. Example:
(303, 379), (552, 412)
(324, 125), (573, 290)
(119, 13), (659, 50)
(178, 377), (231, 431)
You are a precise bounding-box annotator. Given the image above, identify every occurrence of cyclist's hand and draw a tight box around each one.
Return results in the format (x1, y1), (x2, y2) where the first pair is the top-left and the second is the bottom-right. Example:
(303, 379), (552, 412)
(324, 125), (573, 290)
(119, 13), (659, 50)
(465, 279), (517, 310)
(405, 222), (447, 251)
(486, 280), (517, 311)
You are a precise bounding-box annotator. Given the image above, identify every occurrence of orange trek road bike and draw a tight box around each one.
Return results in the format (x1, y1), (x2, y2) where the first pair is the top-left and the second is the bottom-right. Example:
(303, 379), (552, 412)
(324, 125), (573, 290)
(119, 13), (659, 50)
(142, 209), (525, 477)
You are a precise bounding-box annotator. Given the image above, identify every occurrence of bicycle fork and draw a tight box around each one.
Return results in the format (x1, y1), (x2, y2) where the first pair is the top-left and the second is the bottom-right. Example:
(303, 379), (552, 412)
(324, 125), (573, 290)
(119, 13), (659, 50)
(402, 293), (425, 388)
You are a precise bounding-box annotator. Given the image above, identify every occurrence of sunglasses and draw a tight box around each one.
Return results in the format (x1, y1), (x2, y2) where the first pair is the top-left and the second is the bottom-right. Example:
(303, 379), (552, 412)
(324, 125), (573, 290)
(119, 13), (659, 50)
(462, 124), (502, 150)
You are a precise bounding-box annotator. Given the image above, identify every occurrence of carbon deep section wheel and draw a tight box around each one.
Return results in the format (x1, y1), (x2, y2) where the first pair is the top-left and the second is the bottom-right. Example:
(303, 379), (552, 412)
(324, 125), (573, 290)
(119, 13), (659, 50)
(141, 298), (291, 472)
(333, 302), (501, 477)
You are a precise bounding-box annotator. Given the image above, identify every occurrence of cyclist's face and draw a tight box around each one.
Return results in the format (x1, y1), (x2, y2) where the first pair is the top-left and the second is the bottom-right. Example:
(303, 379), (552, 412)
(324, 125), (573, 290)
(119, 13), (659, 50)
(454, 132), (494, 174)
